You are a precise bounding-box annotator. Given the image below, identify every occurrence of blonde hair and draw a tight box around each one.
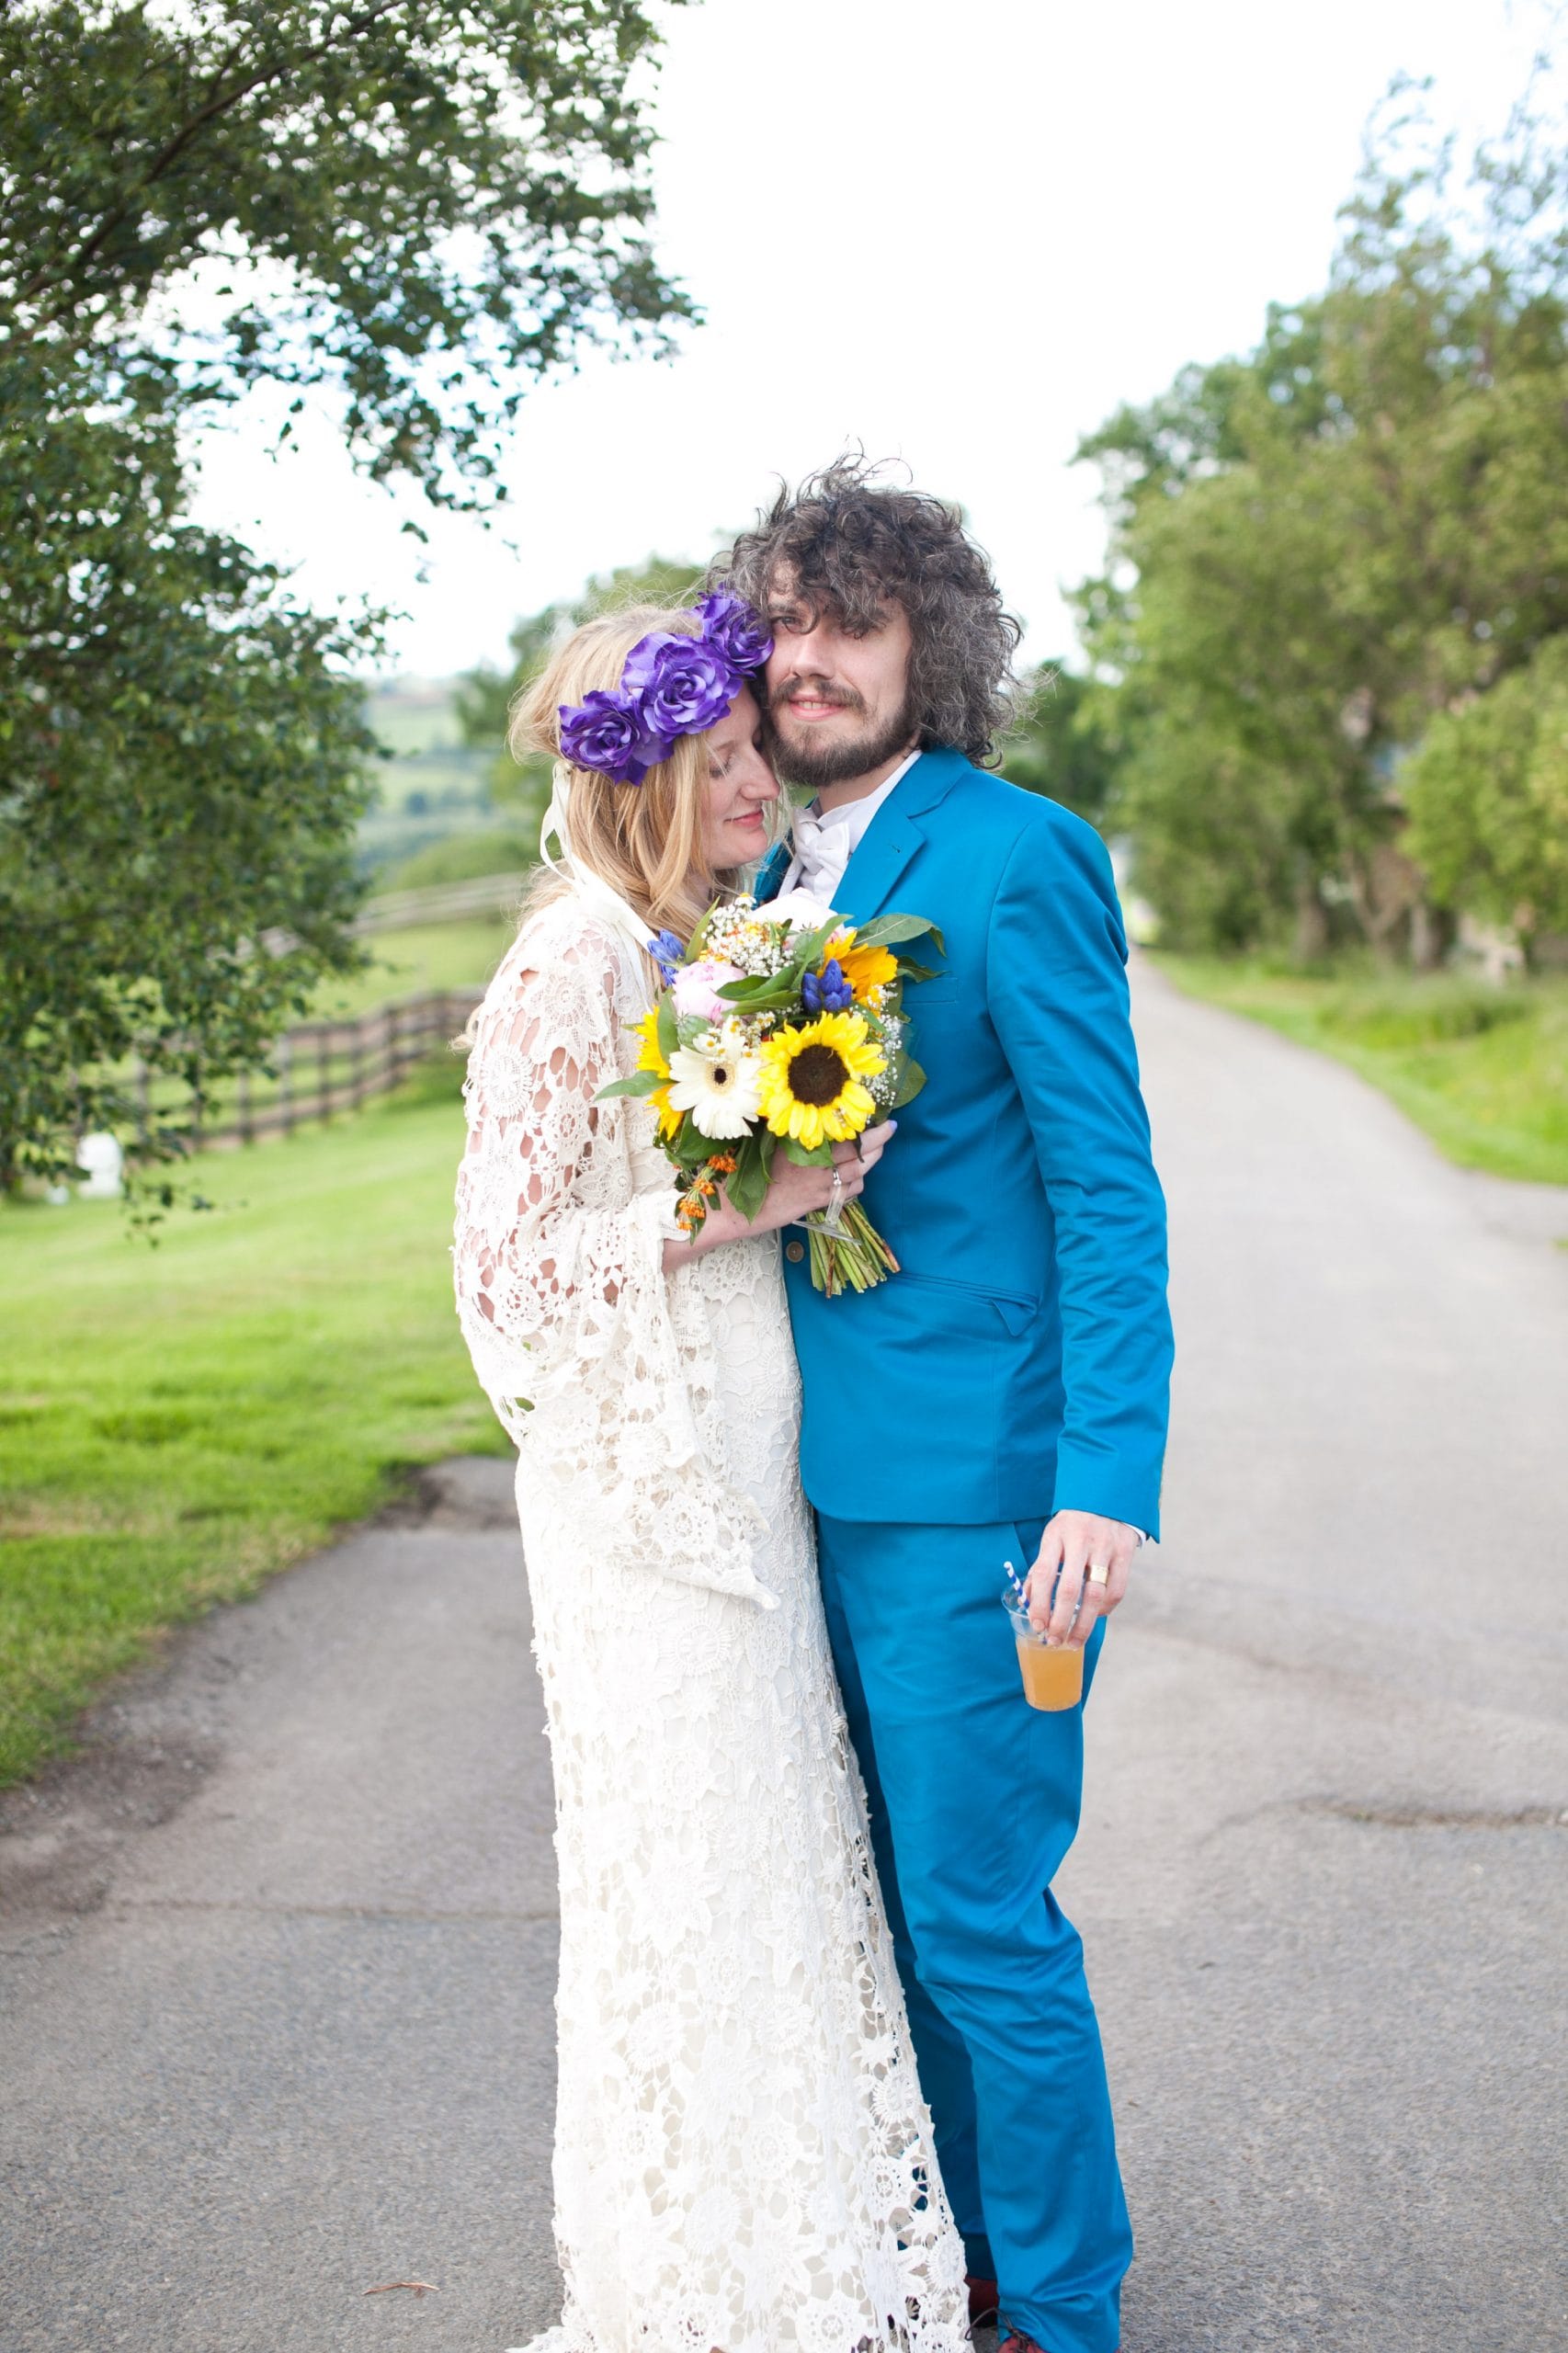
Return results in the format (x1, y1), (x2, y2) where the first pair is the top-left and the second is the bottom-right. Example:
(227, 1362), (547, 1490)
(511, 604), (776, 943)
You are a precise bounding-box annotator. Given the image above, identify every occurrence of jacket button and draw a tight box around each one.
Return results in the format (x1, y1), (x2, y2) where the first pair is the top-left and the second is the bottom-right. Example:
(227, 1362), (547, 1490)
(785, 1239), (805, 1264)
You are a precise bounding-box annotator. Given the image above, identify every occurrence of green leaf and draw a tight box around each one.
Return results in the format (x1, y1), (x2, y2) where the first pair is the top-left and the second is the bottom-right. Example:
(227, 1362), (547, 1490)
(891, 1055), (927, 1108)
(779, 1135), (835, 1166)
(726, 1132), (770, 1222)
(856, 914), (944, 951)
(655, 994), (679, 1063)
(596, 1070), (665, 1101)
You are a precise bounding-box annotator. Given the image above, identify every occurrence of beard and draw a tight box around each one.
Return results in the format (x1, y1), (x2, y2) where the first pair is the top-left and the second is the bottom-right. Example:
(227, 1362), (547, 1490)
(764, 681), (918, 791)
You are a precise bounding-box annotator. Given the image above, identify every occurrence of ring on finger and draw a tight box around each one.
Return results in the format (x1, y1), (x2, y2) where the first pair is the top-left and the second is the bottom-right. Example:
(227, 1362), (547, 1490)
(1086, 1562), (1111, 1587)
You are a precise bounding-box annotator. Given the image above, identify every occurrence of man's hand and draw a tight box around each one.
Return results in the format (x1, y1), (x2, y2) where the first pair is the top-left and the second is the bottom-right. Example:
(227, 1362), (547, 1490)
(1026, 1512), (1142, 1648)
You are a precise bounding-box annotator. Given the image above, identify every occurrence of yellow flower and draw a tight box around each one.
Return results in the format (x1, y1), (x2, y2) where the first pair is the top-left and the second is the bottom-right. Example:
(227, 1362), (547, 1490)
(826, 926), (898, 1002)
(756, 1011), (885, 1151)
(634, 1006), (669, 1077)
(647, 1081), (682, 1141)
(632, 1009), (681, 1137)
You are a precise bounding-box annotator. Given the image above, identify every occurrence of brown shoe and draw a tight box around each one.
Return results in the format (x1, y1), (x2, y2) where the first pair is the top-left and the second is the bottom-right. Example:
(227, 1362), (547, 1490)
(967, 2276), (1000, 2328)
(998, 2340), (1120, 2353)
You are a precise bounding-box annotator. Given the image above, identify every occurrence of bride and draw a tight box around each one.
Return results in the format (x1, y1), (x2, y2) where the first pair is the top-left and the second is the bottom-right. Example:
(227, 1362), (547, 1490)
(452, 597), (970, 2353)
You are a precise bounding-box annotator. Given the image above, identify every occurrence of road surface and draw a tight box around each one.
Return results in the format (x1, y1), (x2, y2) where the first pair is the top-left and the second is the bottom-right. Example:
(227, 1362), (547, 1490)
(3, 961), (1565, 2352)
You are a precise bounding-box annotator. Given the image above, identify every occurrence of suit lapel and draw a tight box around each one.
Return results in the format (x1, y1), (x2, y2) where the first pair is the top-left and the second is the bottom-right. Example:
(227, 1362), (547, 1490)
(836, 747), (972, 921)
(752, 840), (790, 905)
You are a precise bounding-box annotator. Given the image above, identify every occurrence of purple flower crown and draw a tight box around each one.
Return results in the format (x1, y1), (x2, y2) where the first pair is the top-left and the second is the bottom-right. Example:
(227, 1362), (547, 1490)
(557, 590), (773, 786)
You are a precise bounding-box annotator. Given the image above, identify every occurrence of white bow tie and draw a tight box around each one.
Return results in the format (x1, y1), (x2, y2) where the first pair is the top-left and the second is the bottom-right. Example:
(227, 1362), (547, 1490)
(790, 803), (855, 897)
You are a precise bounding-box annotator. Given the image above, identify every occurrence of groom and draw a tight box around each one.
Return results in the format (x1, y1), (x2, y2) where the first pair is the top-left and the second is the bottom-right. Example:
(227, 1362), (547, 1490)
(720, 460), (1173, 2353)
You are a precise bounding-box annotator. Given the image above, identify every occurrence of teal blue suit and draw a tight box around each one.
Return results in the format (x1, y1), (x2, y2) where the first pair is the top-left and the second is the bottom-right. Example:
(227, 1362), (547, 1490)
(757, 749), (1172, 2352)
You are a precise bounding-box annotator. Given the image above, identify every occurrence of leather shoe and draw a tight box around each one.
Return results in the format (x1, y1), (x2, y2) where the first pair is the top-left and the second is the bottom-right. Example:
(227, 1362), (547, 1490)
(966, 2275), (999, 2328)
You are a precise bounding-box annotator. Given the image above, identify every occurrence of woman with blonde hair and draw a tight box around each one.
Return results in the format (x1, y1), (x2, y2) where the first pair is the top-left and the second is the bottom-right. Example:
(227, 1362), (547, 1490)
(452, 596), (968, 2353)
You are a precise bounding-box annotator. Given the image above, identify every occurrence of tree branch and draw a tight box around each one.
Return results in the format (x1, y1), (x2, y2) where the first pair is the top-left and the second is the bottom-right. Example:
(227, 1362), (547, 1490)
(17, 0), (411, 318)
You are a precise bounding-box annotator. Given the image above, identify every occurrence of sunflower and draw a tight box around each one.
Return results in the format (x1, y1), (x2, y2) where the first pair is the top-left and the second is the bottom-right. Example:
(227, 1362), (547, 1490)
(825, 926), (899, 1002)
(632, 1007), (682, 1140)
(756, 1012), (885, 1151)
(667, 1034), (765, 1140)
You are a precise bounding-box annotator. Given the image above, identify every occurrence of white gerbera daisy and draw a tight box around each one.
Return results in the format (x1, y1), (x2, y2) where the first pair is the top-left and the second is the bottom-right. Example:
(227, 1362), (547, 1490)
(666, 1037), (764, 1139)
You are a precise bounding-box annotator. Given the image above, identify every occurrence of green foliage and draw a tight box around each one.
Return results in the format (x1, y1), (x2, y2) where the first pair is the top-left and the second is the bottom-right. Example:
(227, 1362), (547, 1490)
(1403, 638), (1568, 954)
(1000, 665), (1121, 828)
(0, 1081), (505, 1786)
(457, 553), (707, 824)
(1076, 83), (1568, 959)
(1, 1), (690, 1188)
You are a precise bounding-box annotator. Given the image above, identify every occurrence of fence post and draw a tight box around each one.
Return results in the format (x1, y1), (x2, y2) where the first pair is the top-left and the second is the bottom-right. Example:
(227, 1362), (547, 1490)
(278, 1034), (292, 1137)
(317, 1029), (331, 1124)
(236, 1066), (252, 1146)
(350, 1015), (365, 1110)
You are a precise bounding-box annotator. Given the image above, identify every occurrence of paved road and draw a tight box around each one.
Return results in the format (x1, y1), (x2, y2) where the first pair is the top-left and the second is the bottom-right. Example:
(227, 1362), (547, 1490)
(3, 963), (1566, 2353)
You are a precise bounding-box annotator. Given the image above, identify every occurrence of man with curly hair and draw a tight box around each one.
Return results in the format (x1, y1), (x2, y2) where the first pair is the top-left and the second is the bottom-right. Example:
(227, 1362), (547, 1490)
(719, 460), (1173, 2353)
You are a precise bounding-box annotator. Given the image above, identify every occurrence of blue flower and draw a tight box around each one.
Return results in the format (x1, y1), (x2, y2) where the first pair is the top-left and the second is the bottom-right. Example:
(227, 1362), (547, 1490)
(647, 928), (685, 985)
(801, 959), (855, 1015)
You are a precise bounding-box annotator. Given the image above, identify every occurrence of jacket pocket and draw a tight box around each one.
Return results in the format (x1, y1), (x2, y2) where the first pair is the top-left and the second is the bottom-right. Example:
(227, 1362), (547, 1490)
(894, 1267), (1040, 1336)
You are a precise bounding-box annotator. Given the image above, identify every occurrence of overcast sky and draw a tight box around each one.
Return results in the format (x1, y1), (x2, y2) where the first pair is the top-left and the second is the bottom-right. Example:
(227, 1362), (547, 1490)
(189, 0), (1559, 680)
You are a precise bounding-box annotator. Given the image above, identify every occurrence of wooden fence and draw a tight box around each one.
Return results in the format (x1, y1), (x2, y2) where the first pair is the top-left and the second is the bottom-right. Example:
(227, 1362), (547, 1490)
(131, 987), (485, 1151)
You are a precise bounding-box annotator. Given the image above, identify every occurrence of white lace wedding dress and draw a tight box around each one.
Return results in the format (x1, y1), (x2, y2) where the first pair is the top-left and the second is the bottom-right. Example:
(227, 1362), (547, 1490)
(452, 892), (970, 2353)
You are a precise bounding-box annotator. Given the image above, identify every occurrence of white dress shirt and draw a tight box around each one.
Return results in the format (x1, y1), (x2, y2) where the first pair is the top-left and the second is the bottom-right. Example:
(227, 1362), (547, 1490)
(777, 749), (922, 906)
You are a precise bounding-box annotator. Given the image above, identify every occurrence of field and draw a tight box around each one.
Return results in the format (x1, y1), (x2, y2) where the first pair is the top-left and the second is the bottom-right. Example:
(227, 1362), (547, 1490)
(312, 913), (517, 1019)
(0, 1064), (506, 1787)
(1159, 959), (1568, 1188)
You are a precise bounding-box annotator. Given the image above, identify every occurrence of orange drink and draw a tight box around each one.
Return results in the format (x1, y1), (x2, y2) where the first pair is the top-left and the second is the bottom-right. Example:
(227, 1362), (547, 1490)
(1003, 1597), (1085, 1712)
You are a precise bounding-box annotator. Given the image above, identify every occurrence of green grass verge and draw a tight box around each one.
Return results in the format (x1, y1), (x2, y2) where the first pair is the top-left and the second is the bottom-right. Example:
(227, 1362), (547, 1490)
(312, 913), (517, 1019)
(1158, 958), (1568, 1188)
(377, 829), (535, 892)
(0, 1061), (508, 1788)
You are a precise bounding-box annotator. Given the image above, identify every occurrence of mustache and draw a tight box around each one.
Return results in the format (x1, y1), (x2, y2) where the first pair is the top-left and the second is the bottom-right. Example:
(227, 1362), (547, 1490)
(769, 676), (866, 716)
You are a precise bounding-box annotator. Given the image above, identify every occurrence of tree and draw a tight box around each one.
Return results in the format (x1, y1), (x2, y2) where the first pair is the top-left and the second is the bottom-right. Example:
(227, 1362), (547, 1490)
(1, 0), (690, 1188)
(1403, 637), (1568, 958)
(999, 665), (1121, 831)
(1074, 82), (1568, 957)
(456, 553), (705, 845)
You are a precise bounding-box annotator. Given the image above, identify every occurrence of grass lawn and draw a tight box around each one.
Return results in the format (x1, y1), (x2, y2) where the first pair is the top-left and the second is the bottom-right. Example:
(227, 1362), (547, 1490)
(0, 1063), (507, 1788)
(1158, 958), (1568, 1188)
(312, 912), (517, 1020)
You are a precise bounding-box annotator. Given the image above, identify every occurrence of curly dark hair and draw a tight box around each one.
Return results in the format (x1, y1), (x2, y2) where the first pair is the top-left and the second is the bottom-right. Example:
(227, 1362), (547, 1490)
(712, 455), (1024, 768)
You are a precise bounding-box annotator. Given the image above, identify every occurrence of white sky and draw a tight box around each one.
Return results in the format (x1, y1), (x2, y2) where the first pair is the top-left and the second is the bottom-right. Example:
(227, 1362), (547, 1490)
(190, 0), (1558, 679)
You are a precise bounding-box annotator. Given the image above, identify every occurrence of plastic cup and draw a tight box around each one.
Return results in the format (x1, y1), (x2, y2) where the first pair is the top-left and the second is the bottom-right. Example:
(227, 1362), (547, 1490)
(1002, 1594), (1085, 1712)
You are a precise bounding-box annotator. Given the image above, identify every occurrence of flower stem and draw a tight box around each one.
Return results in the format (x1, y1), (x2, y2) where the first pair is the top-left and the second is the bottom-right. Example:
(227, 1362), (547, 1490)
(804, 1200), (900, 1296)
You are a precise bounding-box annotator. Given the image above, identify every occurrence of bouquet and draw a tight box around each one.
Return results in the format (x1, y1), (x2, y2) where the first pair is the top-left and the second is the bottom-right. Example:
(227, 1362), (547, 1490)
(599, 890), (942, 1295)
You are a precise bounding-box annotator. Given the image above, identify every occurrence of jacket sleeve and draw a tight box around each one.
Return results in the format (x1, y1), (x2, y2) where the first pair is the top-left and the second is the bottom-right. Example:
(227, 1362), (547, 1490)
(453, 926), (776, 1607)
(985, 813), (1173, 1537)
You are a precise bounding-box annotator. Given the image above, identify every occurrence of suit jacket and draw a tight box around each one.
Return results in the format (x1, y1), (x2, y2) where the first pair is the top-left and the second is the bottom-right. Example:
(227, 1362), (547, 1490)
(759, 747), (1173, 1536)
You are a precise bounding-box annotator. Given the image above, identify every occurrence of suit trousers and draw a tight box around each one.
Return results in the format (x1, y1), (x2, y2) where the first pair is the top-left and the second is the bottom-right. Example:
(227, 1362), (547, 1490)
(814, 1513), (1131, 2353)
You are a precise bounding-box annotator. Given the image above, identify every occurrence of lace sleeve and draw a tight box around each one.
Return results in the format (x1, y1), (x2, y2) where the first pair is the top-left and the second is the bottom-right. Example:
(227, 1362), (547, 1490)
(453, 921), (776, 1609)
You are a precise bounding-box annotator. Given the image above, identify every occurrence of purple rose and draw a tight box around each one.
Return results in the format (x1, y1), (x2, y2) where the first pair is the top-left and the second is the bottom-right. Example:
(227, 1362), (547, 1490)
(694, 588), (773, 674)
(558, 688), (667, 785)
(634, 634), (742, 742)
(619, 629), (686, 700)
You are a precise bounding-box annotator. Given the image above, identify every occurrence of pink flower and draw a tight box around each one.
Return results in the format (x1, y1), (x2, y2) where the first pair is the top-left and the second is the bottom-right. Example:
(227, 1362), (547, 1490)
(672, 957), (744, 1023)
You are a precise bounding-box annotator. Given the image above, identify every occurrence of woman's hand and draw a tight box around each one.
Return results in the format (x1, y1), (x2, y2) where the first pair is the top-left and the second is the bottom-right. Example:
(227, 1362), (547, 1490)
(665, 1122), (897, 1264)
